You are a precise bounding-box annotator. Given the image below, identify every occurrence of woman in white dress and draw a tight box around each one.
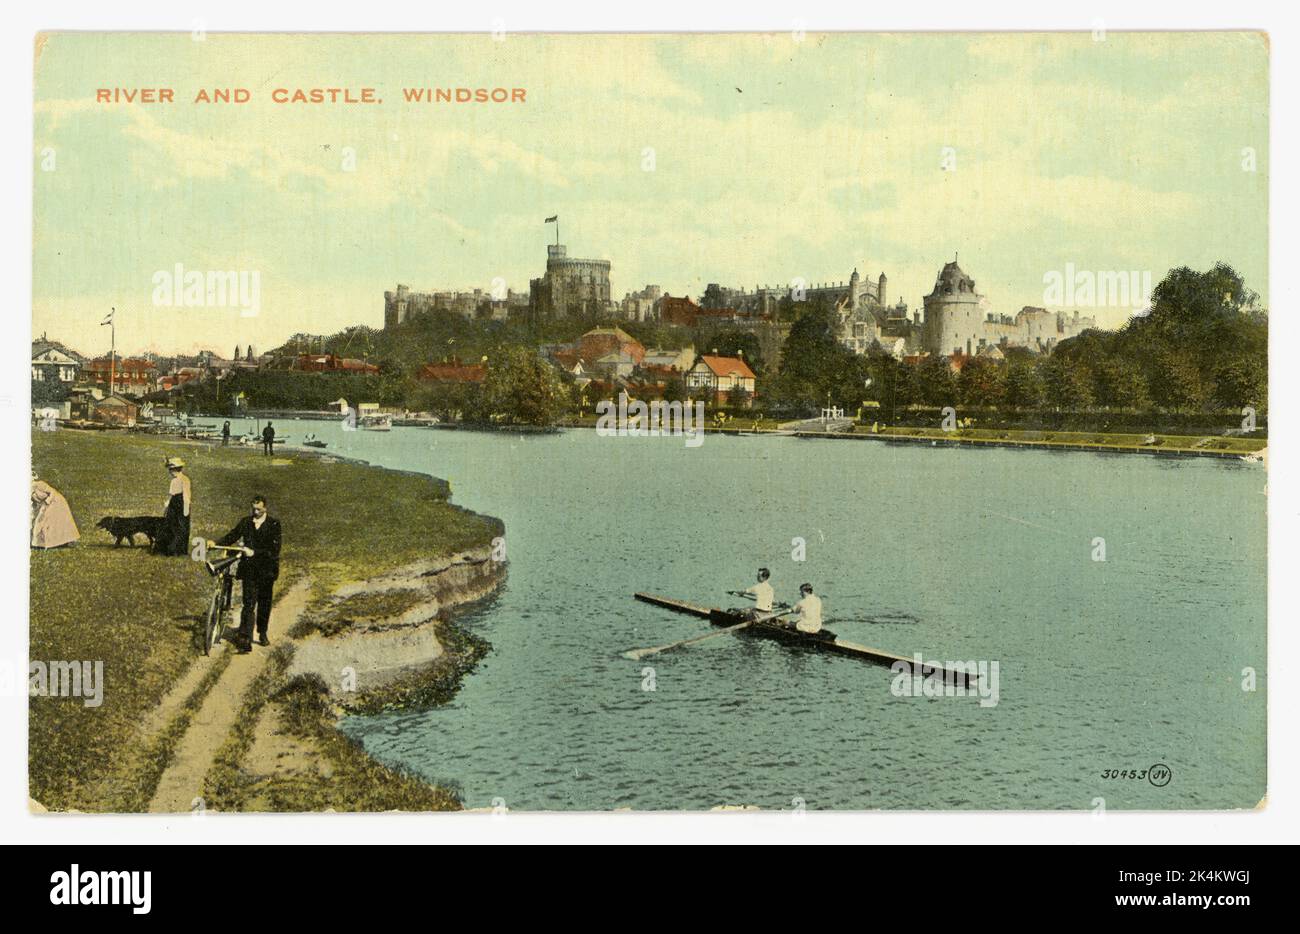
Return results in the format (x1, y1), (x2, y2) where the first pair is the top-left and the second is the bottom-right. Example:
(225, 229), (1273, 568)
(31, 472), (79, 549)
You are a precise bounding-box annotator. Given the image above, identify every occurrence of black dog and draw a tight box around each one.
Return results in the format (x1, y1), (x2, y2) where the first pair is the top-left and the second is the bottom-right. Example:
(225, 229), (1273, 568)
(96, 516), (168, 548)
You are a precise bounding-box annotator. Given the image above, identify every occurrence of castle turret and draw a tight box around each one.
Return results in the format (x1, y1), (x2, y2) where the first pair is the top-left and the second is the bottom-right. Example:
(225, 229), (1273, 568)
(878, 272), (887, 308)
(922, 259), (986, 357)
(849, 268), (860, 312)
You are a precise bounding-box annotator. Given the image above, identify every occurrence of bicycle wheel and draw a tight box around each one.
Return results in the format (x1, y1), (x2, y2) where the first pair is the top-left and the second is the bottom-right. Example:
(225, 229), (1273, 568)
(204, 589), (221, 655)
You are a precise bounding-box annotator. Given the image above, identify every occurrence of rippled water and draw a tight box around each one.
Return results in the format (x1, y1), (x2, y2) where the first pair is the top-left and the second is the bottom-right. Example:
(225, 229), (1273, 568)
(248, 418), (1267, 810)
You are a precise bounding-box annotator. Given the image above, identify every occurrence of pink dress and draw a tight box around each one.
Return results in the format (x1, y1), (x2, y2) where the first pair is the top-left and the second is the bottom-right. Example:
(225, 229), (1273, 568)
(31, 480), (79, 548)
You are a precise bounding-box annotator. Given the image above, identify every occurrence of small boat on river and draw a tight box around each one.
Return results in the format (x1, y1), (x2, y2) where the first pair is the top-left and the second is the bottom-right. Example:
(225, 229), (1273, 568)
(633, 592), (979, 685)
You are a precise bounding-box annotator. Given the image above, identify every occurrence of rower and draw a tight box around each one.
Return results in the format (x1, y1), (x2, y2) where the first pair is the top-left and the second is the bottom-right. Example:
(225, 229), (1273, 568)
(740, 568), (774, 618)
(791, 583), (823, 634)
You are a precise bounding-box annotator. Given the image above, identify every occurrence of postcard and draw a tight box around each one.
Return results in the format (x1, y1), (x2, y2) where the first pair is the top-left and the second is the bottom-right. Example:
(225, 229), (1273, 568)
(29, 31), (1267, 813)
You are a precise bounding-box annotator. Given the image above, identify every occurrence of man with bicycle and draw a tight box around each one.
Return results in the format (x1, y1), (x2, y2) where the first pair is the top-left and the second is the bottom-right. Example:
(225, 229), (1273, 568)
(209, 494), (282, 654)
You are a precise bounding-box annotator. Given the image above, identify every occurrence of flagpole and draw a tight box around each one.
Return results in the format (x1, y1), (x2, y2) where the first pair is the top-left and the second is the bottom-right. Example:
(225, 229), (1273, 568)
(108, 308), (116, 397)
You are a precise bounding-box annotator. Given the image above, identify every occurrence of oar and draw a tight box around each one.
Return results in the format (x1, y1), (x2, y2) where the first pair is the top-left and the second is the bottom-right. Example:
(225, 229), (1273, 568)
(623, 608), (795, 661)
(727, 591), (792, 610)
(821, 613), (919, 626)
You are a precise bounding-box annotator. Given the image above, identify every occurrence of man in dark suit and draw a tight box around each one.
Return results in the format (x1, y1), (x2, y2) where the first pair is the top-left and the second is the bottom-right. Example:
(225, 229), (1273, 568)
(210, 494), (282, 653)
(261, 422), (275, 456)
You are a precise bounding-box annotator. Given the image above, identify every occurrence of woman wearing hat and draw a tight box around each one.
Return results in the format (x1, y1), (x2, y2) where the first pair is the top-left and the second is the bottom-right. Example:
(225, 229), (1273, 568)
(158, 457), (192, 556)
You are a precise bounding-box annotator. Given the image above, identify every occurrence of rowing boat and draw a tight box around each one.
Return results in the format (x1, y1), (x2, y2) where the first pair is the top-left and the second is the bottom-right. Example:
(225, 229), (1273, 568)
(634, 592), (979, 686)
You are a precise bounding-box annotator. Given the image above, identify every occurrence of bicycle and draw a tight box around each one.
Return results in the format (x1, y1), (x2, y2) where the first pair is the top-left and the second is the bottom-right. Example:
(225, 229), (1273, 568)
(202, 545), (244, 655)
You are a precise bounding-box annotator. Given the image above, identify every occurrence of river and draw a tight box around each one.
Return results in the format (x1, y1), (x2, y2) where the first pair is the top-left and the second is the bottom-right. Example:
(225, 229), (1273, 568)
(230, 417), (1267, 810)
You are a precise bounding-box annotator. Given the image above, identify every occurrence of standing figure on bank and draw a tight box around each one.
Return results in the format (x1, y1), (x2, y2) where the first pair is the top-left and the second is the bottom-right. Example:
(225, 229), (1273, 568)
(211, 494), (282, 653)
(222, 420), (231, 446)
(262, 422), (275, 456)
(157, 457), (191, 556)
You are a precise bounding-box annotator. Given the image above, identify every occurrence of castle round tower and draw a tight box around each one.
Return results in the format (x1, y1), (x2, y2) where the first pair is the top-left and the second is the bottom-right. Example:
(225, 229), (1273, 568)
(849, 268), (860, 311)
(922, 260), (986, 357)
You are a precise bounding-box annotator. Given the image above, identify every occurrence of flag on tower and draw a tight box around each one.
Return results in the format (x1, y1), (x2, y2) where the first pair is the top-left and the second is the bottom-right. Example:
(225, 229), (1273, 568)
(544, 215), (557, 223)
(101, 308), (114, 326)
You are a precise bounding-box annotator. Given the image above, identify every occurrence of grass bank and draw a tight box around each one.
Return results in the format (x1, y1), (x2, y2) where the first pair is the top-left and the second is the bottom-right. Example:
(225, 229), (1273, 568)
(30, 428), (501, 812)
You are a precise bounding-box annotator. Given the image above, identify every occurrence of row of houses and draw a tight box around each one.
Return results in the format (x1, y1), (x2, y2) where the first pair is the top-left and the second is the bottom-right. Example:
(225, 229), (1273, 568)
(34, 336), (383, 396)
(412, 327), (758, 406)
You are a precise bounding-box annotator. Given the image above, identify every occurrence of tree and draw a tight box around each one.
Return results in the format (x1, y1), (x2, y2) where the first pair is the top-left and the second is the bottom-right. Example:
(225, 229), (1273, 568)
(1003, 359), (1044, 410)
(958, 358), (1007, 408)
(1092, 357), (1149, 410)
(32, 379), (70, 408)
(1213, 352), (1266, 412)
(409, 380), (482, 421)
(913, 356), (958, 408)
(772, 301), (862, 412)
(1050, 263), (1266, 415)
(481, 347), (572, 426)
(1141, 263), (1260, 351)
(864, 351), (915, 418)
(1042, 357), (1095, 411)
(376, 369), (415, 407)
(1146, 348), (1207, 413)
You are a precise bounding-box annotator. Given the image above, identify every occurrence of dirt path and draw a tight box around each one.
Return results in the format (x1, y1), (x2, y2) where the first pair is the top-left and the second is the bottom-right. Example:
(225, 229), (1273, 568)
(147, 579), (313, 813)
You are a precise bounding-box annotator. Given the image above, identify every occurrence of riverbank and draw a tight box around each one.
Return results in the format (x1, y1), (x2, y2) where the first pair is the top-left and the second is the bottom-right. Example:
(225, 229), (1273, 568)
(556, 414), (1266, 458)
(803, 425), (1267, 459)
(190, 409), (1267, 459)
(30, 428), (505, 812)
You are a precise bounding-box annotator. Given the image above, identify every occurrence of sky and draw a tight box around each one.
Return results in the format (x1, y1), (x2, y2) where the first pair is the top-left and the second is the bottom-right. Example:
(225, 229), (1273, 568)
(32, 31), (1268, 358)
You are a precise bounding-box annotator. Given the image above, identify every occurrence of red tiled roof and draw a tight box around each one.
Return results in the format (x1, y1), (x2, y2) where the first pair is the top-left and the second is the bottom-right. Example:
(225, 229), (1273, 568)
(418, 362), (486, 383)
(577, 329), (645, 366)
(697, 355), (755, 380)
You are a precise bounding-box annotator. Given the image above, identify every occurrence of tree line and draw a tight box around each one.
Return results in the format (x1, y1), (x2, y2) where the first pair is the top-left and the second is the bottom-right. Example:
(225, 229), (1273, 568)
(766, 263), (1266, 419)
(142, 262), (1264, 429)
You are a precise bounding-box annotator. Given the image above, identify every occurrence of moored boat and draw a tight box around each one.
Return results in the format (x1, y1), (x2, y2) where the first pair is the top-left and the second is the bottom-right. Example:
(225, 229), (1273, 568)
(359, 413), (393, 431)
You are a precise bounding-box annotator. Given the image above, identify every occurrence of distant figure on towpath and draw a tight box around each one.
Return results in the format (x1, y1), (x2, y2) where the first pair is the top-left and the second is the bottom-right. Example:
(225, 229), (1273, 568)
(261, 422), (275, 456)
